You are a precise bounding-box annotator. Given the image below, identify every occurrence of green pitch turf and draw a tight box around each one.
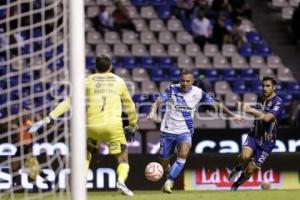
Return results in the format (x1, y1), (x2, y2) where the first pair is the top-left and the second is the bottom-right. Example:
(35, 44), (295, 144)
(7, 190), (300, 200)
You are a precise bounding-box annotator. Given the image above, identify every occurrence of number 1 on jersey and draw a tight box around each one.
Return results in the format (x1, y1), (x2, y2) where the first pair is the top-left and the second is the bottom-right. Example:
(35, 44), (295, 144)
(101, 96), (106, 112)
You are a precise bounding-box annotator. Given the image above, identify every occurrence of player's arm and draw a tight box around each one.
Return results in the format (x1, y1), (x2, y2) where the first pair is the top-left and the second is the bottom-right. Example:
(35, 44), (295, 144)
(28, 97), (71, 133)
(236, 101), (277, 123)
(213, 101), (244, 123)
(147, 98), (163, 120)
(120, 81), (138, 129)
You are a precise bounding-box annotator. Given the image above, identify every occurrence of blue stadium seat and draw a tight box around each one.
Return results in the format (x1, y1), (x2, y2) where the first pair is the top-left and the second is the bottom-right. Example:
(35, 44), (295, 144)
(0, 8), (6, 19)
(33, 29), (42, 38)
(204, 69), (220, 81)
(10, 90), (19, 100)
(57, 44), (64, 54)
(34, 97), (44, 107)
(22, 87), (30, 97)
(167, 0), (177, 5)
(241, 68), (257, 80)
(22, 99), (32, 109)
(22, 72), (31, 83)
(132, 0), (148, 6)
(151, 68), (165, 82)
(86, 56), (95, 70)
(251, 79), (262, 94)
(0, 66), (7, 75)
(168, 68), (181, 82)
(111, 56), (120, 68)
(276, 82), (284, 96)
(280, 92), (293, 105)
(159, 56), (175, 69)
(150, 0), (165, 6)
(239, 43), (253, 57)
(138, 101), (152, 115)
(232, 80), (247, 94)
(246, 31), (261, 43)
(0, 80), (6, 89)
(10, 104), (19, 115)
(223, 69), (237, 81)
(141, 56), (157, 69)
(22, 44), (31, 55)
(21, 31), (29, 40)
(34, 83), (43, 93)
(0, 109), (7, 119)
(158, 5), (172, 20)
(0, 94), (7, 105)
(47, 59), (64, 70)
(287, 82), (300, 97)
(122, 56), (137, 69)
(254, 42), (272, 57)
(33, 42), (42, 51)
(10, 76), (18, 87)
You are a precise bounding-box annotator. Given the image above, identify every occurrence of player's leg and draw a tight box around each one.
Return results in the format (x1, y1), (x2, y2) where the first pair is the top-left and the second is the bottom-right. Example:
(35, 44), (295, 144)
(228, 136), (255, 181)
(163, 133), (191, 194)
(158, 132), (176, 175)
(107, 125), (134, 196)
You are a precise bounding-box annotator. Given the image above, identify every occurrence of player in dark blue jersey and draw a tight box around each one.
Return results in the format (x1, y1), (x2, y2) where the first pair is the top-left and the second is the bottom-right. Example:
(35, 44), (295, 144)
(228, 76), (284, 191)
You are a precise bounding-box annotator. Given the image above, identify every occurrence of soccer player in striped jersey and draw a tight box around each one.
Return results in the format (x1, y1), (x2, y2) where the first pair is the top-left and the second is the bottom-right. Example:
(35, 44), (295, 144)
(147, 69), (244, 193)
(29, 54), (138, 196)
(229, 76), (284, 191)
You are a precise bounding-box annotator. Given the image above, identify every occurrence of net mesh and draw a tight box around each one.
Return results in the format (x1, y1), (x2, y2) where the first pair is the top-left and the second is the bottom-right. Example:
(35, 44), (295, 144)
(0, 0), (71, 199)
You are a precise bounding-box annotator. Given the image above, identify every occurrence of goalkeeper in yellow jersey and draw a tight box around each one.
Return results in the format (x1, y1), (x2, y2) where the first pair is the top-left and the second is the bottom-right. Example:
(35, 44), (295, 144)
(28, 54), (138, 196)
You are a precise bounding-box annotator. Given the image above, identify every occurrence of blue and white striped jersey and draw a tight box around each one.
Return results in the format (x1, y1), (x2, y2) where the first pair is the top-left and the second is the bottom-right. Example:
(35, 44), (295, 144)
(160, 84), (214, 135)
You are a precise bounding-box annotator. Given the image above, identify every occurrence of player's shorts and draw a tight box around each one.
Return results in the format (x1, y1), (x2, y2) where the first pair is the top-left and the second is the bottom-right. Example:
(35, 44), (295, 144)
(159, 131), (192, 159)
(243, 135), (275, 168)
(87, 123), (126, 155)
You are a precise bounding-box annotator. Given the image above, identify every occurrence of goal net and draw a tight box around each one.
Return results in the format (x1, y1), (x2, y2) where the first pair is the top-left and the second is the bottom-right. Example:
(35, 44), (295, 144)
(0, 0), (74, 199)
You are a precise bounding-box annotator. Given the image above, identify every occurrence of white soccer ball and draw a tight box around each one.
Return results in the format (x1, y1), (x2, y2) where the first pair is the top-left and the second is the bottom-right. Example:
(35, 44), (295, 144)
(145, 162), (164, 182)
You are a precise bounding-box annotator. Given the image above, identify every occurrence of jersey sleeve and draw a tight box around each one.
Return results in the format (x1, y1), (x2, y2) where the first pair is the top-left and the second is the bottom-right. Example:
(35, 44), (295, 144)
(49, 97), (71, 120)
(265, 99), (284, 117)
(120, 80), (138, 126)
(199, 91), (215, 105)
(160, 86), (172, 102)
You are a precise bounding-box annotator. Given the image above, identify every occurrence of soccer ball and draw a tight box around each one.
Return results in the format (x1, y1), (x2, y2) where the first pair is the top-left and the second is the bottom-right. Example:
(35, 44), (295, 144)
(145, 162), (164, 182)
(261, 181), (271, 190)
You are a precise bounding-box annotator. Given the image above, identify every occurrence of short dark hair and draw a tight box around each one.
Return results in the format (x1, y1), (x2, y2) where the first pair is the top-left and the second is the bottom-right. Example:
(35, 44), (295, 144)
(95, 54), (112, 73)
(262, 75), (277, 85)
(180, 68), (194, 77)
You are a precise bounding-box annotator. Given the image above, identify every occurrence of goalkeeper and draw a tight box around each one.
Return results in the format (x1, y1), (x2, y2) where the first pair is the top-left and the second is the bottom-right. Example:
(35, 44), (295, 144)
(29, 54), (138, 196)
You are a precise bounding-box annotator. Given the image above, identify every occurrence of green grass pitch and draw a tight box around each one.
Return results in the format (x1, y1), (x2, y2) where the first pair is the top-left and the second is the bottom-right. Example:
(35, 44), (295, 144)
(9, 190), (300, 200)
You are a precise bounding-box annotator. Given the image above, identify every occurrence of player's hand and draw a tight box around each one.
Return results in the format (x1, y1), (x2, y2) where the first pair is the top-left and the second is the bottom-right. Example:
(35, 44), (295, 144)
(147, 111), (156, 120)
(232, 114), (245, 124)
(28, 117), (51, 133)
(124, 125), (138, 142)
(235, 101), (251, 112)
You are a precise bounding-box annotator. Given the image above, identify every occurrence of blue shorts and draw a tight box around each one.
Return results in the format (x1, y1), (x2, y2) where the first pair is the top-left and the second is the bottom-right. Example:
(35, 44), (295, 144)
(159, 132), (192, 159)
(243, 135), (275, 168)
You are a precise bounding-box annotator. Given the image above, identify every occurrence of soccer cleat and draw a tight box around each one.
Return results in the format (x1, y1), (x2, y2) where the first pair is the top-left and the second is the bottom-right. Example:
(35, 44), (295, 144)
(162, 181), (173, 194)
(228, 166), (241, 182)
(116, 181), (134, 196)
(230, 182), (239, 191)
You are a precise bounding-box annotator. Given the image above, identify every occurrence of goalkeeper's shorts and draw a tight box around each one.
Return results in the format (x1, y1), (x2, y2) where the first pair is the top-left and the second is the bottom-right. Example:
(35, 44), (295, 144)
(87, 123), (127, 155)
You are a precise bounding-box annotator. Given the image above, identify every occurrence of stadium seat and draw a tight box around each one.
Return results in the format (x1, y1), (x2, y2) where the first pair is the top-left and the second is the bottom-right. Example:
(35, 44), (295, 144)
(113, 44), (131, 56)
(245, 31), (261, 43)
(225, 92), (241, 107)
(126, 81), (141, 95)
(141, 6), (158, 19)
(167, 19), (184, 32)
(195, 54), (212, 69)
(127, 6), (140, 19)
(104, 31), (120, 44)
(140, 56), (157, 69)
(287, 82), (300, 96)
(132, 68), (150, 82)
(150, 68), (165, 82)
(86, 6), (98, 18)
(122, 56), (137, 69)
(278, 67), (295, 82)
(21, 72), (31, 83)
(204, 69), (220, 81)
(222, 44), (238, 57)
(141, 31), (157, 44)
(177, 55), (194, 69)
(159, 56), (176, 69)
(86, 56), (95, 70)
(215, 81), (232, 95)
(159, 31), (175, 44)
(259, 68), (275, 79)
(150, 44), (166, 56)
(87, 31), (102, 44)
(231, 55), (248, 69)
(241, 68), (257, 80)
(223, 69), (237, 81)
(253, 41), (272, 57)
(267, 55), (283, 69)
(213, 54), (230, 69)
(232, 80), (247, 94)
(10, 104), (19, 115)
(114, 68), (131, 80)
(96, 43), (111, 56)
(168, 68), (181, 82)
(159, 81), (172, 92)
(133, 19), (149, 31)
(0, 108), (7, 119)
(176, 31), (193, 44)
(141, 80), (159, 93)
(132, 0), (148, 6)
(0, 94), (7, 105)
(132, 44), (149, 56)
(158, 5), (172, 20)
(122, 31), (139, 44)
(204, 44), (219, 57)
(282, 6), (294, 20)
(239, 43), (253, 57)
(185, 44), (201, 57)
(243, 92), (258, 104)
(251, 79), (263, 94)
(167, 44), (184, 57)
(150, 19), (166, 32)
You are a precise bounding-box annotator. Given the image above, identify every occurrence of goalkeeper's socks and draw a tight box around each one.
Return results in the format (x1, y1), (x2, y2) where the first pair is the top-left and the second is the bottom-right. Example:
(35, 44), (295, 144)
(117, 163), (130, 183)
(167, 158), (186, 181)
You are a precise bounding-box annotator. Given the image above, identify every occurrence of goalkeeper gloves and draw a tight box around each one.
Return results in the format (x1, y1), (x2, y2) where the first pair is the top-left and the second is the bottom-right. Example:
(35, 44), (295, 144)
(124, 125), (138, 142)
(28, 116), (52, 133)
